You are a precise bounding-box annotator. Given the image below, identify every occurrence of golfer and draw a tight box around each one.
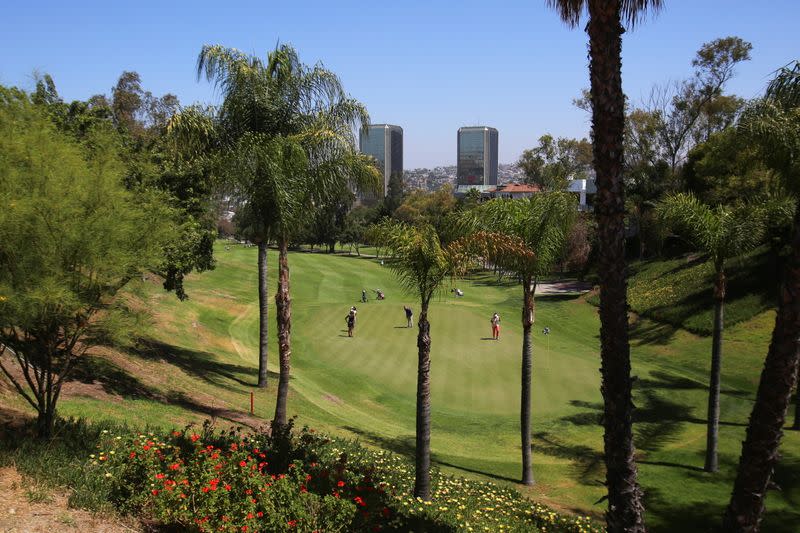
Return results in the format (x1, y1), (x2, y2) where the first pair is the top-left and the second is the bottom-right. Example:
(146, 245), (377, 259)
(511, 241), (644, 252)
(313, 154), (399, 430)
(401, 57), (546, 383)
(491, 312), (501, 340)
(404, 306), (414, 328)
(346, 313), (355, 337)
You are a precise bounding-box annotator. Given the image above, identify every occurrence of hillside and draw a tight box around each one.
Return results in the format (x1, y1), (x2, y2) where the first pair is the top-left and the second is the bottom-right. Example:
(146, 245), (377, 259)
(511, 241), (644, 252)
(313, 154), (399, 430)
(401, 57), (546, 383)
(1, 241), (797, 532)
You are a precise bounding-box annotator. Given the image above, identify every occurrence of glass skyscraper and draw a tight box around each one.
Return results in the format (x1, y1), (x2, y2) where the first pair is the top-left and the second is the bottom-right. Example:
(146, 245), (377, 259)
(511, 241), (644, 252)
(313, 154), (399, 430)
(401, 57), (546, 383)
(457, 126), (498, 193)
(359, 124), (403, 197)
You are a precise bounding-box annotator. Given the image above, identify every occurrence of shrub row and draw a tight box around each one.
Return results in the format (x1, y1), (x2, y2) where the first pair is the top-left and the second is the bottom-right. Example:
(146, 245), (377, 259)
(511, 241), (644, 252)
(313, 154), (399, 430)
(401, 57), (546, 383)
(78, 421), (602, 532)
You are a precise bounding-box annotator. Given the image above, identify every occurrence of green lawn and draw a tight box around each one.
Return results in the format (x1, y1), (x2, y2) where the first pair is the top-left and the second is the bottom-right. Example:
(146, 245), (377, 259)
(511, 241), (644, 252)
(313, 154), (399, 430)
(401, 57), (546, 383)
(6, 241), (798, 532)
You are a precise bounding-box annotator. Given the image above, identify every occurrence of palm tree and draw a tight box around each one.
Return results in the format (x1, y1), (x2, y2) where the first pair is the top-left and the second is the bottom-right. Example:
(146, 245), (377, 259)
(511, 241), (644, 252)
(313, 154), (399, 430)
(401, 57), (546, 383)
(724, 61), (800, 532)
(546, 1), (662, 530)
(196, 45), (379, 407)
(461, 193), (576, 485)
(372, 220), (469, 500)
(657, 193), (765, 472)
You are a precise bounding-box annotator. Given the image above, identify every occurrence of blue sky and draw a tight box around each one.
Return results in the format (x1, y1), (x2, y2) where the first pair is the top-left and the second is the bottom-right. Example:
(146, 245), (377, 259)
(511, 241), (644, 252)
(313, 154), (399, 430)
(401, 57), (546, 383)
(1, 1), (796, 168)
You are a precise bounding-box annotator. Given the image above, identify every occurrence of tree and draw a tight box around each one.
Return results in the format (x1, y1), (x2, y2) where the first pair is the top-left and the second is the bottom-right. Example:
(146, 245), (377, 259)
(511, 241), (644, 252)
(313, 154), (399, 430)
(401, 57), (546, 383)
(650, 37), (752, 176)
(518, 134), (592, 190)
(197, 44), (379, 420)
(683, 127), (775, 205)
(724, 60), (800, 532)
(393, 184), (458, 241)
(547, 1), (662, 530)
(657, 193), (765, 472)
(370, 220), (469, 500)
(461, 193), (576, 485)
(0, 87), (173, 438)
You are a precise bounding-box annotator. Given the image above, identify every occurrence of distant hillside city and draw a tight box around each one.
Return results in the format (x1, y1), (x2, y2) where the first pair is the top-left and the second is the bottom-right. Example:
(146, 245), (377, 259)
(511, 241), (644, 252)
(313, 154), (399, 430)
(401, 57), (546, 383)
(403, 163), (526, 192)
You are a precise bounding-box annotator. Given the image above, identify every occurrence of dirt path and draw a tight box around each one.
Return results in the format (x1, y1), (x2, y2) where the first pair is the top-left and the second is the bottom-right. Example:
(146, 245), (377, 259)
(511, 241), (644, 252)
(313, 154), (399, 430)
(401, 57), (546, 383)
(0, 467), (138, 533)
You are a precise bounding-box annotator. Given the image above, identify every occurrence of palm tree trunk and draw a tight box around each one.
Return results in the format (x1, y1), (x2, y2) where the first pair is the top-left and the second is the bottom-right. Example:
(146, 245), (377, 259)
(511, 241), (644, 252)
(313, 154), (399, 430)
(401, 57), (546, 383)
(587, 1), (646, 531)
(257, 242), (269, 388)
(723, 205), (800, 532)
(414, 300), (432, 500)
(520, 280), (535, 485)
(705, 267), (725, 472)
(793, 365), (800, 431)
(272, 238), (292, 429)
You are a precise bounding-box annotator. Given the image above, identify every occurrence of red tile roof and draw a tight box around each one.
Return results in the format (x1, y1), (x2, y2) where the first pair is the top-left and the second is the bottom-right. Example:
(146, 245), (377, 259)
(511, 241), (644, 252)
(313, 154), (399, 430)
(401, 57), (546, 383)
(490, 183), (542, 193)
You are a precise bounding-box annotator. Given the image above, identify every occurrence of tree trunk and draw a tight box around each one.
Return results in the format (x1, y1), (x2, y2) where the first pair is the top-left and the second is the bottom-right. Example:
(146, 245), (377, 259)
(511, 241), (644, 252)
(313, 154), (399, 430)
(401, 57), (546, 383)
(414, 300), (432, 500)
(705, 266), (726, 472)
(257, 242), (269, 388)
(520, 280), (535, 485)
(723, 204), (800, 532)
(793, 365), (800, 431)
(587, 1), (646, 531)
(272, 238), (292, 429)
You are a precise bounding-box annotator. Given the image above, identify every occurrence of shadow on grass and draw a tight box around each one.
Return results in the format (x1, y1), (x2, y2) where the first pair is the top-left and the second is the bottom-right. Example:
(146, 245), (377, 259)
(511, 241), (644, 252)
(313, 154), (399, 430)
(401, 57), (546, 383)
(136, 338), (278, 391)
(536, 293), (584, 303)
(341, 426), (518, 484)
(644, 483), (800, 533)
(66, 346), (269, 429)
(549, 372), (752, 477)
(531, 431), (604, 487)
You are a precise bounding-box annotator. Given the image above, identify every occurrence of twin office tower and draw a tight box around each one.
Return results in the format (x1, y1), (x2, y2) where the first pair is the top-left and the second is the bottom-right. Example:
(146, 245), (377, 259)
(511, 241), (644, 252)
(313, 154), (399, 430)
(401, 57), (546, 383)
(359, 125), (499, 196)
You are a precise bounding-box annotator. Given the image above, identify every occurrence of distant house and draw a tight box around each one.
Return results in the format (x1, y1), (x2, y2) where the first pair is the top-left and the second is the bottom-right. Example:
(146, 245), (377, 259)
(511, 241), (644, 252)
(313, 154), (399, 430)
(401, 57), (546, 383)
(567, 178), (596, 212)
(484, 183), (542, 199)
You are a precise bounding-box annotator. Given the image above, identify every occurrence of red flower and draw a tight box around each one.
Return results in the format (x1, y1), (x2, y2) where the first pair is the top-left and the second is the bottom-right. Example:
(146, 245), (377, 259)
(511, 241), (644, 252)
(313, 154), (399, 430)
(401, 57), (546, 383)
(337, 481), (345, 488)
(210, 478), (219, 486)
(129, 452), (136, 459)
(155, 473), (165, 480)
(256, 512), (263, 518)
(202, 487), (210, 493)
(241, 527), (248, 532)
(151, 489), (159, 496)
(143, 445), (151, 451)
(190, 434), (201, 442)
(247, 513), (254, 519)
(245, 489), (253, 495)
(180, 493), (187, 499)
(230, 443), (238, 451)
(300, 486), (307, 493)
(169, 463), (180, 471)
(172, 430), (181, 437)
(239, 460), (247, 467)
(287, 520), (297, 528)
(354, 496), (366, 507)
(224, 484), (232, 491)
(305, 474), (312, 481)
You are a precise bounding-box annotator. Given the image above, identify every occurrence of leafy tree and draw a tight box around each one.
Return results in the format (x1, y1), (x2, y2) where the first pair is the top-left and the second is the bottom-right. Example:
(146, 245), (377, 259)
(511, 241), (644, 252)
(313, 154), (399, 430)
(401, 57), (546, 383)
(393, 184), (458, 241)
(340, 205), (379, 255)
(518, 134), (592, 190)
(369, 220), (469, 500)
(0, 87), (173, 438)
(461, 193), (576, 485)
(657, 193), (765, 472)
(683, 127), (776, 205)
(649, 36), (751, 176)
(548, 1), (662, 530)
(381, 171), (406, 215)
(724, 60), (800, 532)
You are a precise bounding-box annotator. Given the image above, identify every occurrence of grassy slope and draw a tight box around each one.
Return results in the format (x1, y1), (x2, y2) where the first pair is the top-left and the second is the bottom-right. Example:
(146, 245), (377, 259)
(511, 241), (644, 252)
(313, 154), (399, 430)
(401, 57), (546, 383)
(2, 242), (797, 532)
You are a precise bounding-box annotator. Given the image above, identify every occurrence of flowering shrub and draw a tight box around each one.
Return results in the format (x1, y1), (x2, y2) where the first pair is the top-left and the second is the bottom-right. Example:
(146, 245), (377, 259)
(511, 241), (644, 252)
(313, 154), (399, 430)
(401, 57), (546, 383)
(86, 423), (601, 532)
